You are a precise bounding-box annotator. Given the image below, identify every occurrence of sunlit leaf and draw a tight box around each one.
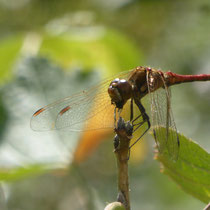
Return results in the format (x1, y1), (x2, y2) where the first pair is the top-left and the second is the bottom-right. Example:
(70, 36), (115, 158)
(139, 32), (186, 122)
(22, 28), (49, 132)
(154, 127), (210, 203)
(0, 26), (143, 180)
(40, 27), (142, 76)
(0, 164), (52, 182)
(0, 57), (95, 174)
(0, 35), (23, 84)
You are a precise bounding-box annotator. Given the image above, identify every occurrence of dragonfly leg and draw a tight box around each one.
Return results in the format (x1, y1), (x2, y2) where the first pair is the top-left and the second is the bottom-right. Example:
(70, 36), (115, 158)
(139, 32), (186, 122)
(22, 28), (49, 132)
(134, 98), (151, 129)
(114, 107), (123, 128)
(129, 124), (150, 149)
(132, 114), (143, 127)
(114, 107), (117, 128)
(130, 99), (145, 126)
(130, 98), (134, 121)
(128, 99), (151, 149)
(133, 119), (145, 132)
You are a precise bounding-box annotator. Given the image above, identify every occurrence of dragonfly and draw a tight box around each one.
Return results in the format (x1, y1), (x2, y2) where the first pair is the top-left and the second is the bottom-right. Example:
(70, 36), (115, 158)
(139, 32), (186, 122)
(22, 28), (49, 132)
(31, 66), (210, 160)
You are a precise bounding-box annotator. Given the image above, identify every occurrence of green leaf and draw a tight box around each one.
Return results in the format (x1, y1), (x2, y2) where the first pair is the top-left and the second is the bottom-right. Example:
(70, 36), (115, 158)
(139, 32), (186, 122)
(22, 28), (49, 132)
(40, 27), (143, 76)
(0, 35), (23, 84)
(0, 26), (143, 86)
(0, 26), (144, 181)
(0, 57), (99, 181)
(155, 127), (210, 203)
(0, 164), (52, 182)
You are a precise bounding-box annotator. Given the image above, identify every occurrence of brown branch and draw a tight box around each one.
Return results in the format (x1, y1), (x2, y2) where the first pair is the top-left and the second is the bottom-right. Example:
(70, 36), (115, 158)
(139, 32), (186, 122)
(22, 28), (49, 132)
(203, 203), (210, 210)
(114, 117), (133, 210)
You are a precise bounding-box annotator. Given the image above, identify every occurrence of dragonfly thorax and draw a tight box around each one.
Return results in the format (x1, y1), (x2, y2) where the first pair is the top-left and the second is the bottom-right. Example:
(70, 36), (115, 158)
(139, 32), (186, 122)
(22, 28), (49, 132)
(108, 78), (132, 109)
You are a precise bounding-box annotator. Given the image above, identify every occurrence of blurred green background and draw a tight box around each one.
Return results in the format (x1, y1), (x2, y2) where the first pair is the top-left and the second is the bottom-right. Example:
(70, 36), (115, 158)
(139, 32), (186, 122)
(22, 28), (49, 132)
(0, 0), (210, 209)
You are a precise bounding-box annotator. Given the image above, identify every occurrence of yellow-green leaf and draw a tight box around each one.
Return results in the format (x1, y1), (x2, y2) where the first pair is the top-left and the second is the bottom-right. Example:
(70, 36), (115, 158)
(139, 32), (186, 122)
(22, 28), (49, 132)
(155, 127), (210, 203)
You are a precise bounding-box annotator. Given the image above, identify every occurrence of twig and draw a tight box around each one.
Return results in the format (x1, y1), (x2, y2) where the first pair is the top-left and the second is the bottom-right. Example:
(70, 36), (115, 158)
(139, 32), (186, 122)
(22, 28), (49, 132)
(203, 203), (210, 210)
(114, 117), (133, 210)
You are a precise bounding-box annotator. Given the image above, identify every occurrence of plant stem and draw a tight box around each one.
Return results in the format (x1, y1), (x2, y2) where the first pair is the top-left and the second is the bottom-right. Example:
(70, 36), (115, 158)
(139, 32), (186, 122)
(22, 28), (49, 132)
(203, 203), (210, 210)
(114, 117), (133, 210)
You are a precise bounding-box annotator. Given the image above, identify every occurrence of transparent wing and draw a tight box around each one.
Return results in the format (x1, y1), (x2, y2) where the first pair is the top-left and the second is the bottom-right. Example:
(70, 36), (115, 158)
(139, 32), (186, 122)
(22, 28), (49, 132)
(147, 71), (179, 160)
(31, 71), (132, 131)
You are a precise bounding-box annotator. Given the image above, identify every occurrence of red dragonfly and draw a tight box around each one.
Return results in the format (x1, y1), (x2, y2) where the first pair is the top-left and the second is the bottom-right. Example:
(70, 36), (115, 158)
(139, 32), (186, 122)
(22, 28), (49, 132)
(31, 66), (210, 160)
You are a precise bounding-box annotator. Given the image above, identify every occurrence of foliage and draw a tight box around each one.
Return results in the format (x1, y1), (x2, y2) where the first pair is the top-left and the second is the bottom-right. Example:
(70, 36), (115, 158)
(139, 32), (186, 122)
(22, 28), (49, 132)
(155, 127), (210, 203)
(1, 1), (210, 209)
(0, 27), (142, 179)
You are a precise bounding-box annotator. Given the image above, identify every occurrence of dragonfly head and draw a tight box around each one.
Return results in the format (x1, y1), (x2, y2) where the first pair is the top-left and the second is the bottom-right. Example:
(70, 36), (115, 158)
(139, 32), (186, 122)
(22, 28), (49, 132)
(108, 78), (132, 109)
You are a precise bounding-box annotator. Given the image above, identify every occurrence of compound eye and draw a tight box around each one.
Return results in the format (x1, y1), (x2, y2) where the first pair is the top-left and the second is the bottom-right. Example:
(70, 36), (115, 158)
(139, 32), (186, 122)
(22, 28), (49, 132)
(119, 79), (126, 83)
(108, 78), (132, 109)
(112, 78), (120, 83)
(116, 79), (132, 100)
(109, 78), (120, 87)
